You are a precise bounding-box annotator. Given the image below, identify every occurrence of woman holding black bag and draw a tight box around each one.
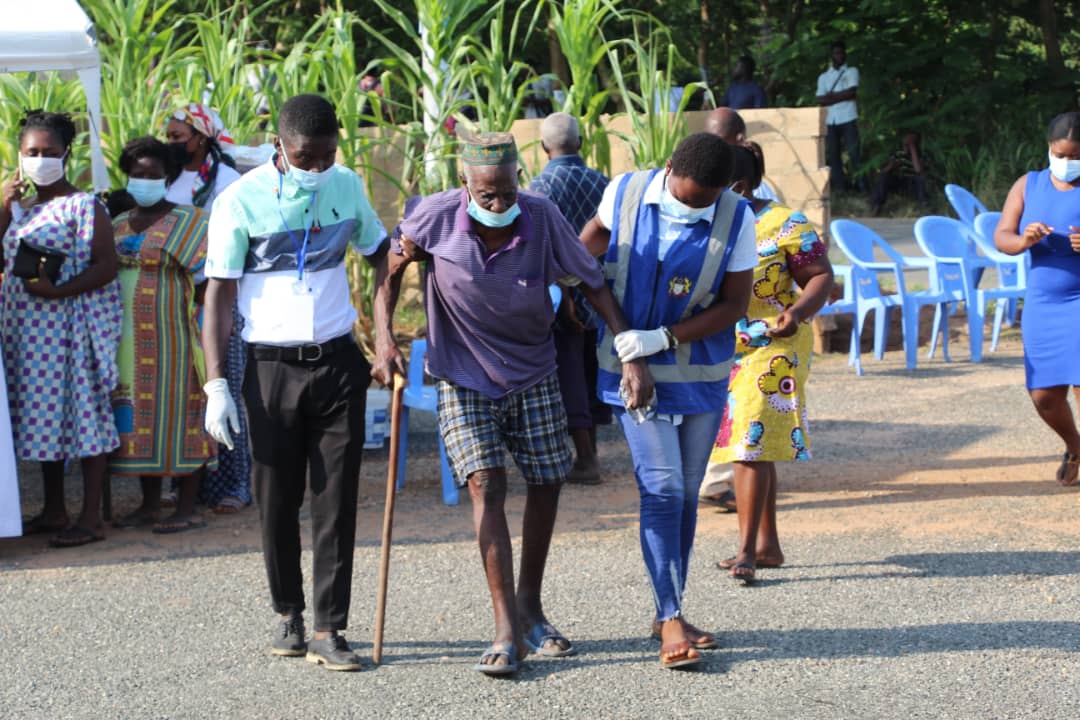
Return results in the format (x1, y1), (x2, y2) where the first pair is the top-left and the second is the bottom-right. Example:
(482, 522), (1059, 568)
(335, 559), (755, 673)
(0, 110), (122, 547)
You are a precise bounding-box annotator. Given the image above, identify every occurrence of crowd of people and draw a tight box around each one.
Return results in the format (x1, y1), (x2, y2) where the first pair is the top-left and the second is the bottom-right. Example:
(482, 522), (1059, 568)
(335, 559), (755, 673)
(1, 75), (1078, 675)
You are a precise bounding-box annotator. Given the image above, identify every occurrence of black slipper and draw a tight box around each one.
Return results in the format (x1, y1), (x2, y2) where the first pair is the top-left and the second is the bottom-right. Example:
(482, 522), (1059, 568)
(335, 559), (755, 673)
(152, 517), (208, 534)
(22, 513), (69, 535)
(48, 526), (104, 548)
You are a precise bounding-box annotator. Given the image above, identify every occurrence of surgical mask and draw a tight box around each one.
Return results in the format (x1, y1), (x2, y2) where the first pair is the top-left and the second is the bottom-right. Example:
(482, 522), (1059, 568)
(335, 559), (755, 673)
(466, 189), (521, 228)
(20, 151), (67, 187)
(1048, 151), (1080, 183)
(126, 177), (168, 207)
(660, 183), (713, 224)
(281, 146), (334, 192)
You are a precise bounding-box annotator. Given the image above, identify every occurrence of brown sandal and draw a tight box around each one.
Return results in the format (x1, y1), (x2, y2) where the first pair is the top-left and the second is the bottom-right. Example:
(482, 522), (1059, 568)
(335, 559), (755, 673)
(660, 640), (701, 669)
(650, 620), (718, 650)
(1056, 452), (1080, 487)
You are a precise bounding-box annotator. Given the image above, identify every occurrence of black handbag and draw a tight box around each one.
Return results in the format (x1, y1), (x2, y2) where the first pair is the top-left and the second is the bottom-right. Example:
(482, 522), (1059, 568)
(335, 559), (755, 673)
(12, 240), (66, 284)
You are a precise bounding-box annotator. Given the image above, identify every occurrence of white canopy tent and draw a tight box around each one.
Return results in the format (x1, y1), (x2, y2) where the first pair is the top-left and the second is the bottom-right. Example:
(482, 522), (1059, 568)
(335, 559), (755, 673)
(0, 0), (109, 191)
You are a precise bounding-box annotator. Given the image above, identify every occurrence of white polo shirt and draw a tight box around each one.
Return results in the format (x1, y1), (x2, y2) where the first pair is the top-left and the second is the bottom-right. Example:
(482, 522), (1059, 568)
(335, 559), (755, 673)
(816, 64), (859, 126)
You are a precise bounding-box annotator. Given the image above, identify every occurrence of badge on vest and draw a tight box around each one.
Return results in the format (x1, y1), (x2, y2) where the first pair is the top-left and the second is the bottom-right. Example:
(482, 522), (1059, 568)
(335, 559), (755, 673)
(668, 276), (692, 297)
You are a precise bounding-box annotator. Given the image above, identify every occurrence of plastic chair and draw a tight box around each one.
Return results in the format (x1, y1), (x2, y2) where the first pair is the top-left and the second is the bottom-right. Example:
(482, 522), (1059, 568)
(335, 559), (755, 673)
(972, 211), (1027, 330)
(914, 216), (1026, 363)
(815, 263), (856, 354)
(944, 184), (990, 230)
(831, 219), (952, 373)
(396, 339), (458, 505)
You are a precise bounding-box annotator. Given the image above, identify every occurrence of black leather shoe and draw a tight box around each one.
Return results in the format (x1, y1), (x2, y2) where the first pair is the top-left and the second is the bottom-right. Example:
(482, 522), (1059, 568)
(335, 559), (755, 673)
(306, 632), (362, 671)
(271, 614), (307, 657)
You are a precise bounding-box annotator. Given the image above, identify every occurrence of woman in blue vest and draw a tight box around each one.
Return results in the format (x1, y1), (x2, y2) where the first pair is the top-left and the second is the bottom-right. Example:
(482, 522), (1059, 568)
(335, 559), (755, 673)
(994, 112), (1080, 486)
(581, 133), (757, 668)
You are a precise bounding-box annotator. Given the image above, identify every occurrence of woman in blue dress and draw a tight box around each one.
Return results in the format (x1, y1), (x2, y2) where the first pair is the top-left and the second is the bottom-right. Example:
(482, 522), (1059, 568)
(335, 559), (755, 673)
(994, 112), (1080, 486)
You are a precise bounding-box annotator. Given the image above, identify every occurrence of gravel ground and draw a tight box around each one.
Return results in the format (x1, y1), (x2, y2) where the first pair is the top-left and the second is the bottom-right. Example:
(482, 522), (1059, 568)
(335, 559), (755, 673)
(2, 337), (1078, 719)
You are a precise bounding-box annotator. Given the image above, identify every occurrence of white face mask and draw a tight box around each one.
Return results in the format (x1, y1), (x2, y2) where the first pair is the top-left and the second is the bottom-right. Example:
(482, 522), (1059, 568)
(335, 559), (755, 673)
(20, 151), (67, 187)
(660, 182), (713, 224)
(280, 145), (334, 192)
(1048, 150), (1080, 183)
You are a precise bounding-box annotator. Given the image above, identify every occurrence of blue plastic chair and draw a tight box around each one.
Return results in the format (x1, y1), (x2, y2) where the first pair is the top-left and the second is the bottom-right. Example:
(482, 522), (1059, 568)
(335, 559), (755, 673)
(944, 184), (990, 229)
(972, 211), (1027, 330)
(815, 263), (856, 357)
(914, 216), (1026, 362)
(396, 339), (457, 505)
(831, 219), (952, 373)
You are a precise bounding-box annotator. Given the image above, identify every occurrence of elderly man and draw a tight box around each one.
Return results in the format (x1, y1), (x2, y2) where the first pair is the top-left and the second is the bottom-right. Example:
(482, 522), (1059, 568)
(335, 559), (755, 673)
(372, 133), (652, 676)
(529, 113), (610, 485)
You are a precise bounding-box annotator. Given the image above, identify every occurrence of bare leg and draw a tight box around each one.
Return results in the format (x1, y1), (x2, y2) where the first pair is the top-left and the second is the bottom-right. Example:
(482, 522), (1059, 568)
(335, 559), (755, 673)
(155, 469), (206, 531)
(517, 483), (571, 653)
(1030, 387), (1080, 484)
(37, 461), (69, 527)
(754, 463), (784, 566)
(468, 468), (525, 668)
(115, 477), (162, 527)
(566, 428), (599, 484)
(75, 454), (107, 532)
(730, 461), (770, 579)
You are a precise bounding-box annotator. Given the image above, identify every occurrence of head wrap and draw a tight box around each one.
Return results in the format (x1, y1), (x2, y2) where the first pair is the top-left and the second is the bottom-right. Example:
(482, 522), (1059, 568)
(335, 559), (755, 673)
(170, 103), (236, 209)
(460, 131), (518, 166)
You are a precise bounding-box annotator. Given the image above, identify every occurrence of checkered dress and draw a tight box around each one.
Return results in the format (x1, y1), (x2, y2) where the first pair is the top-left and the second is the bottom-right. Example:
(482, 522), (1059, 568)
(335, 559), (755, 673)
(1, 193), (123, 461)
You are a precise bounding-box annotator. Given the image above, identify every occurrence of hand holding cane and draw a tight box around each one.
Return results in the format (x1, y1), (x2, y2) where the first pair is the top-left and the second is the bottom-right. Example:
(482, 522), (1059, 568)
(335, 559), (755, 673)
(373, 372), (406, 665)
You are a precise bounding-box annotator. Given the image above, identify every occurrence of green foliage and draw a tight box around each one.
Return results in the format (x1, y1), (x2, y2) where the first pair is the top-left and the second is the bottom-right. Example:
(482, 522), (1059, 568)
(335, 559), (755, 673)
(0, 74), (91, 184)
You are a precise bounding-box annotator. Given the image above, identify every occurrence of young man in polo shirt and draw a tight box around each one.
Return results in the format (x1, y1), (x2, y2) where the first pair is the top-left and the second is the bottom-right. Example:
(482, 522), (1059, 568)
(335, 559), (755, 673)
(372, 133), (653, 676)
(202, 94), (387, 671)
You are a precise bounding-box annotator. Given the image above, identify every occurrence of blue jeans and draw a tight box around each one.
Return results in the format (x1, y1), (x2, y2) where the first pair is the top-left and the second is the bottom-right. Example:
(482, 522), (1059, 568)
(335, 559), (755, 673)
(616, 409), (724, 621)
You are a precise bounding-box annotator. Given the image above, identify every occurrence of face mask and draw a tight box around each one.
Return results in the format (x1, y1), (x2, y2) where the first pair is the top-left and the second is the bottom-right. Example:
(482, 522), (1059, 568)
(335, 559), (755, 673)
(660, 182), (713, 224)
(20, 151), (67, 187)
(1048, 151), (1080, 183)
(168, 141), (194, 168)
(126, 177), (168, 207)
(466, 189), (521, 228)
(280, 146), (334, 192)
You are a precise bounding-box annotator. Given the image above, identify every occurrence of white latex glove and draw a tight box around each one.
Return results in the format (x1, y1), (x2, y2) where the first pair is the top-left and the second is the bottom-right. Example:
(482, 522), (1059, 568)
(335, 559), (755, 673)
(614, 328), (671, 362)
(204, 378), (239, 451)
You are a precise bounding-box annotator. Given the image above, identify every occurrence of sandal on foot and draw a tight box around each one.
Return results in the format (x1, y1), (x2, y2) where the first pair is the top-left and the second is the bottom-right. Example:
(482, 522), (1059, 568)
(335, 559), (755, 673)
(473, 641), (522, 676)
(718, 555), (783, 570)
(700, 489), (737, 513)
(211, 496), (246, 515)
(524, 622), (576, 657)
(1056, 452), (1080, 487)
(649, 621), (718, 650)
(730, 562), (756, 586)
(660, 640), (702, 669)
(112, 510), (159, 529)
(48, 526), (104, 548)
(21, 513), (69, 535)
(152, 517), (208, 535)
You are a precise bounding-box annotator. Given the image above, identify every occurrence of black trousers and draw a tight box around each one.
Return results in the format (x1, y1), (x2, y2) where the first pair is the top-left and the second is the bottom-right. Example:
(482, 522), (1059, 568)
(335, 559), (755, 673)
(826, 120), (863, 192)
(242, 339), (370, 632)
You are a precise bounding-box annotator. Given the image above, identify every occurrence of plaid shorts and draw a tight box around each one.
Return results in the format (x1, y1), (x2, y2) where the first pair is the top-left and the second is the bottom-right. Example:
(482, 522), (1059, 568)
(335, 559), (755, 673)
(437, 373), (573, 487)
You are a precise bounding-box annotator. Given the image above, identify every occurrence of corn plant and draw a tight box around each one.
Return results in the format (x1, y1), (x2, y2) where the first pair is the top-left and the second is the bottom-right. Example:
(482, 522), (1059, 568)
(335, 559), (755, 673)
(607, 22), (712, 170)
(548, 0), (625, 174)
(461, 0), (546, 134)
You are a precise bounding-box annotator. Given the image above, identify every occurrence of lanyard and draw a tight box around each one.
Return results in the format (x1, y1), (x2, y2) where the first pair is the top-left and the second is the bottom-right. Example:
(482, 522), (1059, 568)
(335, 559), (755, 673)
(276, 173), (317, 281)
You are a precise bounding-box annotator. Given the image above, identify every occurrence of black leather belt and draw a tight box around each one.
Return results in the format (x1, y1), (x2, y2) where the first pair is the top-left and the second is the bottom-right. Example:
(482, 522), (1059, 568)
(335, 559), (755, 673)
(249, 334), (356, 363)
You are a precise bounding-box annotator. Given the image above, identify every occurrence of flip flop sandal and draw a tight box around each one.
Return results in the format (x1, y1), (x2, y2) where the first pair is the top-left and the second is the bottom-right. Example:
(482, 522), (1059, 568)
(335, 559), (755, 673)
(700, 489), (737, 513)
(211, 496), (246, 515)
(649, 621), (718, 650)
(660, 640), (702, 669)
(112, 511), (159, 529)
(524, 622), (577, 657)
(48, 526), (104, 548)
(21, 513), (69, 535)
(717, 555), (783, 570)
(152, 517), (208, 535)
(1056, 452), (1080, 486)
(473, 641), (521, 676)
(730, 562), (756, 586)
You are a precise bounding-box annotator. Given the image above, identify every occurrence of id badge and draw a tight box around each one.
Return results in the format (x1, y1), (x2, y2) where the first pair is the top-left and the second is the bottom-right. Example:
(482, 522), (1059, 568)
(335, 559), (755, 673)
(261, 279), (316, 343)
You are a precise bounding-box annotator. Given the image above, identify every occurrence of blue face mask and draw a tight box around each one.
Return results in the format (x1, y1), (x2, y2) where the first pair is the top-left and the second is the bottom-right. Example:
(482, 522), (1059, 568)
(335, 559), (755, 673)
(466, 189), (521, 228)
(1048, 151), (1080, 183)
(126, 177), (168, 207)
(281, 146), (334, 192)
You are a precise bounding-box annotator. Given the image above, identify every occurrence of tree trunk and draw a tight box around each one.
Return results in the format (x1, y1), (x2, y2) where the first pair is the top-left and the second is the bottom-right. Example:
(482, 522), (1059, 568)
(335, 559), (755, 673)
(1038, 0), (1065, 81)
(698, 0), (711, 87)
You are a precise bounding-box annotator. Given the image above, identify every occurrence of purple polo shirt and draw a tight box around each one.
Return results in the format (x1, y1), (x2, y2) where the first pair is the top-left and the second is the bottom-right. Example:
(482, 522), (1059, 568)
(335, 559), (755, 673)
(396, 188), (604, 398)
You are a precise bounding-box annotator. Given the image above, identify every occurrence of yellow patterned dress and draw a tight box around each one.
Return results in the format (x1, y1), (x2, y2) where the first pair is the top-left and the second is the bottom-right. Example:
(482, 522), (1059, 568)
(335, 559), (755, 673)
(710, 203), (827, 464)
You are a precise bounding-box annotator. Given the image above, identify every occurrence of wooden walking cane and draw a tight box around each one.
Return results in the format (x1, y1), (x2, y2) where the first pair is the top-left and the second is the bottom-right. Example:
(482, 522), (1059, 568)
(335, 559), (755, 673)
(373, 373), (406, 666)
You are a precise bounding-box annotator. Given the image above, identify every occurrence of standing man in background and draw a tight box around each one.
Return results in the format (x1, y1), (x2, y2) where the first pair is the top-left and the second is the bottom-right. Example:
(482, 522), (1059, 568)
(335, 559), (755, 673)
(816, 40), (863, 193)
(529, 113), (611, 485)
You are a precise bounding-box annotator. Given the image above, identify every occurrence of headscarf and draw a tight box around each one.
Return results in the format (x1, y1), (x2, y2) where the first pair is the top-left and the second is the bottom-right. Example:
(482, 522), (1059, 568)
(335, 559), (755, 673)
(170, 103), (236, 209)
